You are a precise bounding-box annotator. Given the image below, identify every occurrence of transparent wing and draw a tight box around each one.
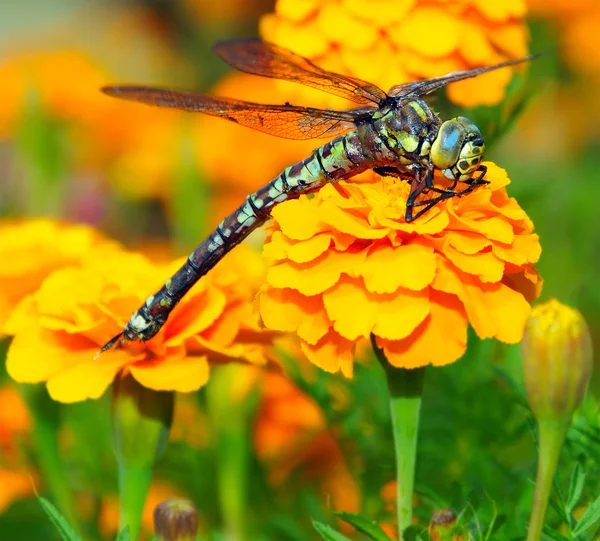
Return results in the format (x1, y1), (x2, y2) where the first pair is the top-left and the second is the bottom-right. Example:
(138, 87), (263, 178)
(213, 39), (387, 106)
(388, 54), (538, 98)
(102, 86), (358, 140)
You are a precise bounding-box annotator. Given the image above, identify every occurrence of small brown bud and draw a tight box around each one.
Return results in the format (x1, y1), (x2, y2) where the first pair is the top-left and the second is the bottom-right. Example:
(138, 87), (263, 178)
(154, 498), (199, 541)
(429, 509), (459, 541)
(521, 299), (592, 422)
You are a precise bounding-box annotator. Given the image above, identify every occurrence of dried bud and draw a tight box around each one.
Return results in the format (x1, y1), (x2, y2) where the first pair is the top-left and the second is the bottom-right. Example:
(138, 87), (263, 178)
(154, 498), (199, 541)
(429, 509), (459, 541)
(521, 299), (592, 422)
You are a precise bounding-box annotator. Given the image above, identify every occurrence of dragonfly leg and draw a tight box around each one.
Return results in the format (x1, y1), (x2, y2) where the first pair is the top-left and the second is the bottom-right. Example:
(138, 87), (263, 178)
(405, 167), (432, 222)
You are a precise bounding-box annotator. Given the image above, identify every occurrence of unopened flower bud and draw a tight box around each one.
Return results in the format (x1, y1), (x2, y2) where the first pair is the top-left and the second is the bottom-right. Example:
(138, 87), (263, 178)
(154, 498), (199, 541)
(429, 509), (459, 540)
(521, 299), (592, 422)
(112, 372), (174, 469)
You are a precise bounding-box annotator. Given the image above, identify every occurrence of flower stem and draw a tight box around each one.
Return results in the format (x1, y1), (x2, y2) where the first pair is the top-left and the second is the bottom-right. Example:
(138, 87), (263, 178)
(372, 336), (425, 539)
(118, 463), (154, 540)
(526, 420), (568, 541)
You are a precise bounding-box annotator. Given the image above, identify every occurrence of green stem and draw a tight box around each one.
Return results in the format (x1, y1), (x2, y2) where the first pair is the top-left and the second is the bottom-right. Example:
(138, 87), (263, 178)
(118, 463), (153, 541)
(526, 420), (568, 541)
(218, 429), (247, 541)
(372, 336), (425, 539)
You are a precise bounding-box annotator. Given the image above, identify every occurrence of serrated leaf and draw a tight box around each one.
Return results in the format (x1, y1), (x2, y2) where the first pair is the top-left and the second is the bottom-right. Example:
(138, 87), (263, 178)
(38, 497), (81, 541)
(312, 520), (352, 541)
(333, 512), (392, 541)
(572, 495), (600, 535)
(116, 526), (130, 541)
(542, 525), (571, 541)
(567, 464), (586, 515)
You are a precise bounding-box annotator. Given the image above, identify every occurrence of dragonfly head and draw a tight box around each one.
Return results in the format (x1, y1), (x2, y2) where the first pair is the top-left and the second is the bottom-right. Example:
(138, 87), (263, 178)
(431, 117), (485, 181)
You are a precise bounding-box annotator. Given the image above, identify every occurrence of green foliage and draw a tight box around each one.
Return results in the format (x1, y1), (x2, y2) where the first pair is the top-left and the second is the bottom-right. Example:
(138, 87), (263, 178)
(37, 497), (80, 541)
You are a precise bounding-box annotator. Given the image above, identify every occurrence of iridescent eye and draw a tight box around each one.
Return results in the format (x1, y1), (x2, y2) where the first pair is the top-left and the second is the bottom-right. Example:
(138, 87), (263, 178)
(431, 120), (465, 169)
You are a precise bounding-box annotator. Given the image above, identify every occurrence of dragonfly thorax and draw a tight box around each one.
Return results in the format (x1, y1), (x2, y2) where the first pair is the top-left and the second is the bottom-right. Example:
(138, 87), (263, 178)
(431, 116), (485, 181)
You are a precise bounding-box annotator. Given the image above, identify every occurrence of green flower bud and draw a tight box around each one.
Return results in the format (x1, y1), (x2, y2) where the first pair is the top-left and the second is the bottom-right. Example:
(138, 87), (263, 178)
(154, 498), (199, 541)
(521, 299), (592, 422)
(112, 372), (174, 469)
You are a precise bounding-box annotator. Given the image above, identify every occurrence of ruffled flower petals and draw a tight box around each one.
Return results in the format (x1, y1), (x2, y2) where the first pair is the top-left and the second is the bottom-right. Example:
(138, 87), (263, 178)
(270, 198), (327, 240)
(361, 242), (437, 293)
(433, 258), (531, 343)
(376, 291), (468, 368)
(322, 276), (430, 341)
(259, 287), (329, 345)
(267, 248), (367, 296)
(300, 330), (355, 378)
(130, 354), (210, 393)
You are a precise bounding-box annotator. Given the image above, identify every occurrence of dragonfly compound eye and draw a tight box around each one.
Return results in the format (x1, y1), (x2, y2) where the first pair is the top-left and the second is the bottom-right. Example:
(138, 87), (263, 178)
(431, 120), (465, 170)
(455, 117), (485, 176)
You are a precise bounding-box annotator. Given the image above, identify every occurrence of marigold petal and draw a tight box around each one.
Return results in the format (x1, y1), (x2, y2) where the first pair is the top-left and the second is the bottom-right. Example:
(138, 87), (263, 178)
(376, 291), (467, 368)
(47, 351), (129, 403)
(300, 331), (354, 378)
(164, 287), (227, 345)
(287, 234), (333, 263)
(446, 231), (491, 255)
(7, 325), (99, 384)
(433, 258), (531, 342)
(502, 266), (544, 303)
(316, 4), (378, 50)
(267, 248), (367, 295)
(276, 0), (320, 21)
(270, 197), (327, 240)
(443, 244), (505, 283)
(130, 354), (210, 392)
(361, 242), (436, 293)
(447, 67), (512, 107)
(322, 276), (430, 341)
(492, 234), (541, 266)
(318, 200), (388, 240)
(393, 6), (460, 59)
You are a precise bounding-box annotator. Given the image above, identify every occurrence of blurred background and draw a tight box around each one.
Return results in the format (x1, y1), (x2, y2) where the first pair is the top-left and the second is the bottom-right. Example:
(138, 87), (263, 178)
(1, 0), (599, 539)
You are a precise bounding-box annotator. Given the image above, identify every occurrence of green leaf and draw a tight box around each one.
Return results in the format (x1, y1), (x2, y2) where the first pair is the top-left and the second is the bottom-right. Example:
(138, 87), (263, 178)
(402, 525), (431, 541)
(37, 497), (81, 541)
(542, 525), (571, 541)
(116, 526), (130, 541)
(567, 464), (586, 515)
(333, 511), (392, 541)
(312, 520), (352, 541)
(573, 495), (600, 535)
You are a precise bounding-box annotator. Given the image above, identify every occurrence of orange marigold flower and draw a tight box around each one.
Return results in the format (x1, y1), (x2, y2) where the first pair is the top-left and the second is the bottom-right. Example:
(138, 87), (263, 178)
(257, 163), (542, 376)
(260, 0), (529, 107)
(0, 386), (31, 460)
(5, 244), (273, 403)
(0, 219), (118, 334)
(0, 468), (37, 513)
(253, 370), (360, 514)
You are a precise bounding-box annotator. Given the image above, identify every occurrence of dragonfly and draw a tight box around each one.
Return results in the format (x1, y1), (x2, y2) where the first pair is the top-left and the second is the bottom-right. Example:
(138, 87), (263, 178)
(100, 39), (535, 352)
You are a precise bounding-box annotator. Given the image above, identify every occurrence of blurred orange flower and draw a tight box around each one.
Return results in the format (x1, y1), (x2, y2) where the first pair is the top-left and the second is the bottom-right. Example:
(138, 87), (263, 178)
(253, 370), (360, 514)
(0, 46), (189, 200)
(0, 219), (118, 334)
(261, 0), (529, 107)
(258, 163), (541, 376)
(0, 386), (31, 461)
(527, 0), (600, 77)
(5, 243), (274, 403)
(0, 468), (36, 514)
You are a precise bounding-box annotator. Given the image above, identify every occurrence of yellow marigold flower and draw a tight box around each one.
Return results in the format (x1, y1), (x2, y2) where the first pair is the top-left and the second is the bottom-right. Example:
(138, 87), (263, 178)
(5, 244), (273, 403)
(260, 0), (529, 107)
(253, 370), (360, 514)
(258, 163), (541, 376)
(0, 219), (118, 334)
